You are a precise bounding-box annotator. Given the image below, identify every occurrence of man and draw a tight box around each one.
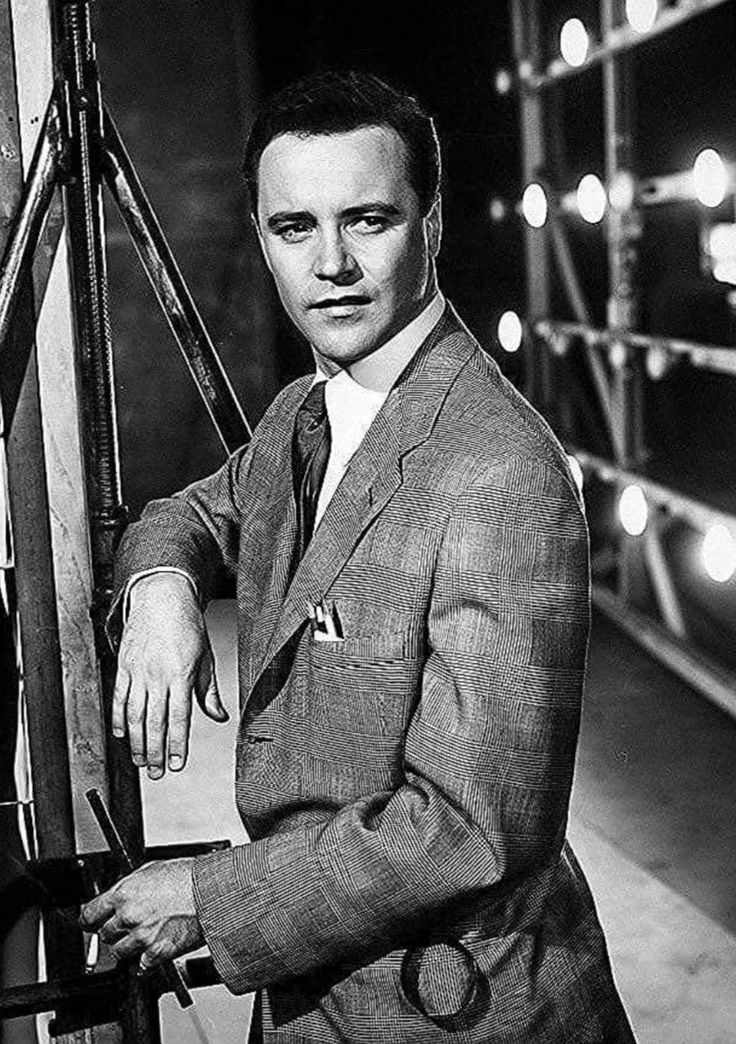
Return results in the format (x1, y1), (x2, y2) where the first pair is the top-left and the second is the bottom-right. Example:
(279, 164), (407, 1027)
(82, 71), (636, 1042)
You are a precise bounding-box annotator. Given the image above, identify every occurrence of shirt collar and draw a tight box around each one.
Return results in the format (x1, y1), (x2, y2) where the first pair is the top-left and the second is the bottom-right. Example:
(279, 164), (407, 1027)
(311, 292), (445, 393)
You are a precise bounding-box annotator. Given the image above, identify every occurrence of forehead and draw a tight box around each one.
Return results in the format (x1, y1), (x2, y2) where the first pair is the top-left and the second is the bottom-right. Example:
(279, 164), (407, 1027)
(257, 126), (414, 215)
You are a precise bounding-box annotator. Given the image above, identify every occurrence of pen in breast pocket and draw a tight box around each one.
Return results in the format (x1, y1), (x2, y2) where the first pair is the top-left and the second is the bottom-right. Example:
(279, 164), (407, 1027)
(307, 598), (343, 639)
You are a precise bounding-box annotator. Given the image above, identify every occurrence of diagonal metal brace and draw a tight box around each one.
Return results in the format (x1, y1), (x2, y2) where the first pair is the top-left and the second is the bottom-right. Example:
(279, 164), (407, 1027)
(0, 93), (65, 357)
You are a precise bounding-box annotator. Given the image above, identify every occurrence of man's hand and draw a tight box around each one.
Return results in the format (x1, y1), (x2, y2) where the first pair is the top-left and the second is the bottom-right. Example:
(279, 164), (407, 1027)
(79, 858), (204, 970)
(113, 573), (228, 779)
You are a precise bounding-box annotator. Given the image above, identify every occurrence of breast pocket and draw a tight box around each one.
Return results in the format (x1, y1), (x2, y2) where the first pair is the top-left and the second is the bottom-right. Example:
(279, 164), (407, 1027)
(305, 631), (425, 791)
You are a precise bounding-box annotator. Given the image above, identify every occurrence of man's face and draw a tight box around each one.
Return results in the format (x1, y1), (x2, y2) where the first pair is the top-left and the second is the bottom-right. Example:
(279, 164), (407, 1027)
(255, 126), (441, 372)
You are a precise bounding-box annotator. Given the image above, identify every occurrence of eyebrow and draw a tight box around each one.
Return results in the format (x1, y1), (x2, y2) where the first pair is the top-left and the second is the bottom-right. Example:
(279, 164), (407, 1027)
(265, 201), (403, 231)
(266, 210), (313, 231)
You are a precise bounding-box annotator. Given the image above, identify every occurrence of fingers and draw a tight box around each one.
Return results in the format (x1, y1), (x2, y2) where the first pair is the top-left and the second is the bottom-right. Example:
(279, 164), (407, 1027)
(80, 891), (116, 931)
(145, 684), (169, 781)
(167, 680), (192, 772)
(195, 644), (228, 723)
(126, 680), (147, 769)
(112, 667), (131, 739)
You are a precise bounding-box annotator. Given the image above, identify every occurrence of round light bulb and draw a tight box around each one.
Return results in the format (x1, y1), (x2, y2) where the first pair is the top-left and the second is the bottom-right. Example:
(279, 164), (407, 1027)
(645, 344), (671, 381)
(489, 197), (507, 222)
(693, 149), (728, 208)
(619, 485), (648, 536)
(522, 183), (548, 228)
(577, 174), (607, 223)
(702, 525), (736, 582)
(609, 340), (627, 370)
(560, 18), (590, 68)
(709, 223), (736, 260)
(567, 455), (584, 494)
(498, 311), (523, 353)
(609, 170), (636, 212)
(495, 69), (513, 96)
(626, 0), (658, 34)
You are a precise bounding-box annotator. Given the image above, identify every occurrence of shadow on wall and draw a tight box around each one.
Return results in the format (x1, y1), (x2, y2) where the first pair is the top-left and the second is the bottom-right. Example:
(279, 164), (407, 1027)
(96, 0), (278, 515)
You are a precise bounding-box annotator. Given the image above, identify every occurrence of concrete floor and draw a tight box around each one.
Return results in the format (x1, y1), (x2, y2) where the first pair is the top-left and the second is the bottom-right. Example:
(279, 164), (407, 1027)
(140, 602), (736, 1044)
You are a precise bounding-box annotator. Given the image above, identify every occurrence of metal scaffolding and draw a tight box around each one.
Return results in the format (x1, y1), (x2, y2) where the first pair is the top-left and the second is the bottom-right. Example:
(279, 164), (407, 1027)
(510, 0), (736, 717)
(0, 0), (246, 1037)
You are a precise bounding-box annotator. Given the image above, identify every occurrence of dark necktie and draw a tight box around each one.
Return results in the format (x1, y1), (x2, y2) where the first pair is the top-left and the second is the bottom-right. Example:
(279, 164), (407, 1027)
(292, 381), (331, 558)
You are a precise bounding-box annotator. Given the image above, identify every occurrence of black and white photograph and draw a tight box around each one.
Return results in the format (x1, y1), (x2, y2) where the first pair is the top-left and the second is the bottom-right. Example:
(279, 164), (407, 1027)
(0, 1), (735, 1042)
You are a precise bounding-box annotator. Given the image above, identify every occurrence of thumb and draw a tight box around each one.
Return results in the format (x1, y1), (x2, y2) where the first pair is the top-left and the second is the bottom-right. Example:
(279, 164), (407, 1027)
(196, 650), (228, 723)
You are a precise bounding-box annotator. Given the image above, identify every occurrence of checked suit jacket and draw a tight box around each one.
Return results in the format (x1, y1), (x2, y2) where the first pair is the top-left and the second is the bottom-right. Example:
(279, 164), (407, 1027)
(112, 304), (636, 1043)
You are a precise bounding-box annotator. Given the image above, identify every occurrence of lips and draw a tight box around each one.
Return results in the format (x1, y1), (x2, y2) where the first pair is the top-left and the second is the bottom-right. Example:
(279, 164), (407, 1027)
(308, 295), (372, 309)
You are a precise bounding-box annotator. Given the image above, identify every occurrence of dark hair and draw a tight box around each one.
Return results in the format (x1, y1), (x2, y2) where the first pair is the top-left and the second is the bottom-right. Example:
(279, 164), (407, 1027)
(243, 70), (441, 216)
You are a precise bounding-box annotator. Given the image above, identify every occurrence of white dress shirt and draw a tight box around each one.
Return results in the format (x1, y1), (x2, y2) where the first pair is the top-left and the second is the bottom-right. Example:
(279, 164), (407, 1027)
(312, 292), (445, 529)
(124, 293), (445, 613)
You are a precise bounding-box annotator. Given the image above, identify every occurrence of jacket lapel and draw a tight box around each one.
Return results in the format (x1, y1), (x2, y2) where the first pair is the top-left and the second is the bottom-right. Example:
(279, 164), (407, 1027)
(248, 305), (478, 695)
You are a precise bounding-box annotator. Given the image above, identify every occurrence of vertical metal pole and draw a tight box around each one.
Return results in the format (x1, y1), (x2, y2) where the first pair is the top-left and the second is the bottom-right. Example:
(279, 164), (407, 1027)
(601, 0), (646, 602)
(1, 0), (84, 997)
(602, 0), (645, 466)
(54, 3), (159, 1039)
(511, 0), (552, 411)
(56, 0), (147, 866)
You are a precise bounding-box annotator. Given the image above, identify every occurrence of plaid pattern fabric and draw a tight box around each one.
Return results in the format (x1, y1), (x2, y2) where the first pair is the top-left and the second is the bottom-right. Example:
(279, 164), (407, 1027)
(111, 306), (636, 1043)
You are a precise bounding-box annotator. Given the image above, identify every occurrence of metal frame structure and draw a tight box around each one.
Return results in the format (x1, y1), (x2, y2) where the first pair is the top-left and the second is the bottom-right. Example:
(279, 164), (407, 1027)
(510, 0), (736, 717)
(0, 0), (248, 1038)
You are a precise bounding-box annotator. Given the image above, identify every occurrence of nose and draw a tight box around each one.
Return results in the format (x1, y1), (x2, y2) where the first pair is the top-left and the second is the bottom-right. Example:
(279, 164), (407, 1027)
(314, 229), (361, 285)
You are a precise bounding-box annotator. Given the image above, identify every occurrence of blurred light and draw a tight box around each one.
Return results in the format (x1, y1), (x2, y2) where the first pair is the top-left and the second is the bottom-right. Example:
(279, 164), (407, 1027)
(713, 260), (736, 286)
(550, 332), (569, 357)
(522, 183), (548, 228)
(693, 149), (728, 208)
(609, 170), (636, 212)
(702, 525), (736, 582)
(626, 0), (658, 33)
(518, 59), (533, 83)
(619, 485), (648, 536)
(609, 340), (627, 370)
(495, 69), (513, 95)
(645, 343), (671, 381)
(489, 197), (507, 222)
(707, 223), (736, 284)
(709, 223), (736, 258)
(567, 455), (584, 494)
(560, 18), (590, 67)
(577, 174), (607, 223)
(498, 311), (523, 353)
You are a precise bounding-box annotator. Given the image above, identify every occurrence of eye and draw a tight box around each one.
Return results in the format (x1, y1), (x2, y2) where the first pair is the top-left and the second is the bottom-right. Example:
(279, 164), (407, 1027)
(274, 222), (313, 243)
(350, 215), (389, 235)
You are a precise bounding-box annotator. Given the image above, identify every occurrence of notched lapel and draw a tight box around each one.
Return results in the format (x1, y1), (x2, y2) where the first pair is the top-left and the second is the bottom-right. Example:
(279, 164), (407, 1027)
(249, 305), (478, 694)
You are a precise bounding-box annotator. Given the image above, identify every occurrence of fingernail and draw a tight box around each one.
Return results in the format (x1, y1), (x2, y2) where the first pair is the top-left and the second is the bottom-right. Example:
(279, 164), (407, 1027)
(112, 729), (124, 739)
(169, 755), (183, 770)
(148, 766), (163, 780)
(132, 755), (146, 767)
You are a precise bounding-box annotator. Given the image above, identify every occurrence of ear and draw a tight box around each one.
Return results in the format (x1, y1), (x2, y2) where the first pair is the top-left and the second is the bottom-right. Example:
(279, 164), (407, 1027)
(252, 213), (273, 273)
(425, 195), (442, 258)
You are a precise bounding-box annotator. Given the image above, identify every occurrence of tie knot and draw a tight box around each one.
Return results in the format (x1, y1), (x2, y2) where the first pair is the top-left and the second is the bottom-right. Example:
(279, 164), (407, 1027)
(299, 381), (327, 426)
(294, 380), (330, 470)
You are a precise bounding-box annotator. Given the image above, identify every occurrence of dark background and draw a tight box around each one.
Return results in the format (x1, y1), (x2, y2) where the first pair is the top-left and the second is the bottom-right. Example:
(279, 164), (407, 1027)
(94, 0), (735, 664)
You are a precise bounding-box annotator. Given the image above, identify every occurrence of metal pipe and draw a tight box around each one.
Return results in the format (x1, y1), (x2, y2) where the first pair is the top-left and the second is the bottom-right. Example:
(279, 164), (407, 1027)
(536, 320), (736, 377)
(0, 970), (118, 1021)
(593, 583), (736, 721)
(546, 215), (620, 457)
(0, 94), (62, 354)
(643, 523), (688, 639)
(523, 0), (733, 91)
(510, 0), (551, 409)
(570, 444), (736, 532)
(102, 110), (251, 456)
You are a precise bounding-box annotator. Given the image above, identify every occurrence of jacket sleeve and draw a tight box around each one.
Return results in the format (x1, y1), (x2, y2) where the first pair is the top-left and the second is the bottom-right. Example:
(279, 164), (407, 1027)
(192, 456), (591, 994)
(105, 381), (306, 648)
(105, 442), (253, 649)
